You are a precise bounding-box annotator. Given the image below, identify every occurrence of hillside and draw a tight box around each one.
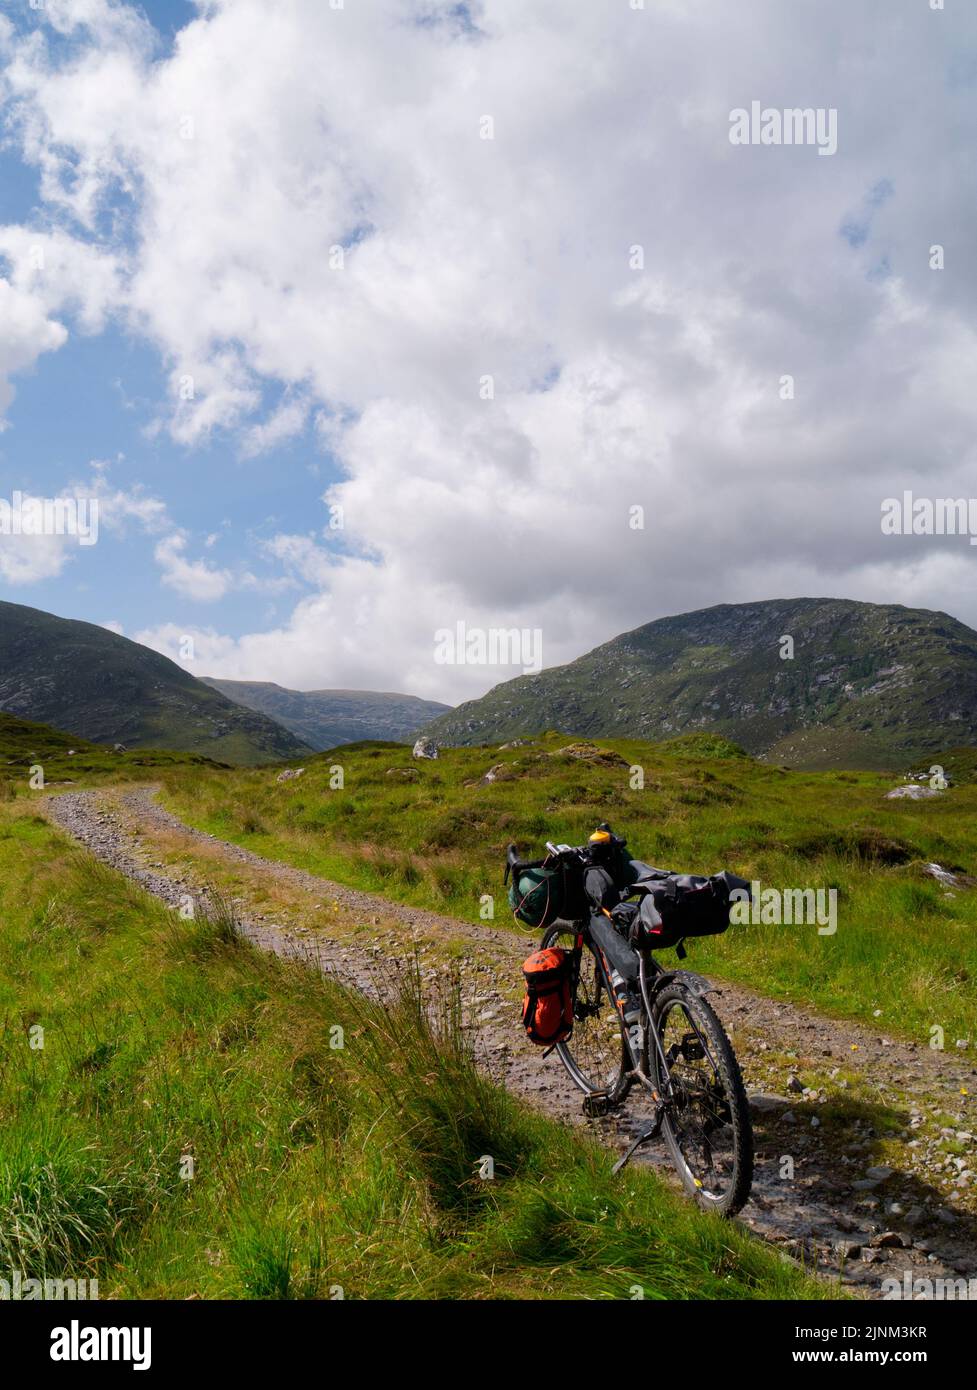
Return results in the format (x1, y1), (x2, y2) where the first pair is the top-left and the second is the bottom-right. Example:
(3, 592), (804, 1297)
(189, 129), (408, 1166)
(421, 598), (977, 769)
(0, 709), (100, 762)
(201, 678), (450, 750)
(0, 601), (311, 765)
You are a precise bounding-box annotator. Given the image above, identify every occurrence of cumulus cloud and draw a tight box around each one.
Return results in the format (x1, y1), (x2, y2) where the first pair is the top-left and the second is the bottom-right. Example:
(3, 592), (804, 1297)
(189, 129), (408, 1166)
(154, 533), (232, 602)
(3, 0), (977, 697)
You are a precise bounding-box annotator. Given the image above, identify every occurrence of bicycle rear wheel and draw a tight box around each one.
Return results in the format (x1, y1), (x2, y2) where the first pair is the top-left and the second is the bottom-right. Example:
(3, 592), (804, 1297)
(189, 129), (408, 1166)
(648, 981), (753, 1216)
(540, 924), (630, 1103)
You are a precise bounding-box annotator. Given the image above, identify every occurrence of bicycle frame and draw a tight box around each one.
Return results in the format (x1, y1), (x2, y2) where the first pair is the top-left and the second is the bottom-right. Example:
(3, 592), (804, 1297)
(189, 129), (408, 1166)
(568, 920), (700, 1099)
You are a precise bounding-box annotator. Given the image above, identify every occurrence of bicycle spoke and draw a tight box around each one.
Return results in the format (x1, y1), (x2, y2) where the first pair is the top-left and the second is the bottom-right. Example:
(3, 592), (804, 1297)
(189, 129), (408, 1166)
(656, 999), (738, 1201)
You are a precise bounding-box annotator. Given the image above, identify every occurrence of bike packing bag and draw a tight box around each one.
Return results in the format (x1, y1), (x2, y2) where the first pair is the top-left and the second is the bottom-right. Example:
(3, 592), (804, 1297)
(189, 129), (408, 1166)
(632, 871), (751, 951)
(521, 947), (573, 1045)
(509, 864), (565, 928)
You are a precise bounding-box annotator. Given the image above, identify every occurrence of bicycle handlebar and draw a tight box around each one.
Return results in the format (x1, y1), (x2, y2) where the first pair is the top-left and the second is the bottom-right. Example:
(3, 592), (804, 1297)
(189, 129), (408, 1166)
(504, 839), (592, 884)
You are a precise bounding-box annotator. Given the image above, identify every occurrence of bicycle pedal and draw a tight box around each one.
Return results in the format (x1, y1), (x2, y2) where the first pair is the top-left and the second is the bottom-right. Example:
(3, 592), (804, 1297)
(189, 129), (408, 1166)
(582, 1091), (612, 1118)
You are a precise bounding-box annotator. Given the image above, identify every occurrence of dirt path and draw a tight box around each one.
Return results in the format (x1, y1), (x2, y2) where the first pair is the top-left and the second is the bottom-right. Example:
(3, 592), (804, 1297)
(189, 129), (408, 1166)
(46, 785), (977, 1298)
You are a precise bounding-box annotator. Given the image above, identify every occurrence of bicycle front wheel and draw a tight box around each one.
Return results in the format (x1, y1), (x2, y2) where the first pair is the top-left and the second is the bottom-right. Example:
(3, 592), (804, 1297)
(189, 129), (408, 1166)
(648, 981), (753, 1217)
(540, 924), (630, 1104)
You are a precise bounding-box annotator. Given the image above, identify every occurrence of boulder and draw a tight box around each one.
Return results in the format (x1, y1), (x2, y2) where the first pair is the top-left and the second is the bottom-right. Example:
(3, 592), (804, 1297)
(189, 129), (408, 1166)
(412, 737), (439, 760)
(276, 767), (305, 782)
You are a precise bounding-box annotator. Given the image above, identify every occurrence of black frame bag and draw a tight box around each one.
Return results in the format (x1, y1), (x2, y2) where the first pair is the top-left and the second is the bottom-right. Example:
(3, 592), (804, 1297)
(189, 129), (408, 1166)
(631, 871), (750, 952)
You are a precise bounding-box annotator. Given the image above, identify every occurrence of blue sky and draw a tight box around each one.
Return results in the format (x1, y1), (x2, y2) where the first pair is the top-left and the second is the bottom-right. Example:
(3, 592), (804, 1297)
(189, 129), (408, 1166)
(1, 0), (976, 701)
(0, 0), (346, 651)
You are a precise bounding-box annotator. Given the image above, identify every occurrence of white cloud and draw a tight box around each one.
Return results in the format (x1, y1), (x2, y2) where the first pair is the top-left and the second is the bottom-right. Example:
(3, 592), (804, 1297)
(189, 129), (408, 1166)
(154, 533), (232, 603)
(5, 0), (977, 697)
(0, 277), (67, 422)
(240, 395), (311, 459)
(0, 524), (74, 585)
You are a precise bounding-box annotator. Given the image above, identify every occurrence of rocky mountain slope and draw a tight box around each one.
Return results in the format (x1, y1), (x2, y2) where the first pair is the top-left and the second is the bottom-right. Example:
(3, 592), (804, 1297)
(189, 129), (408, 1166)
(421, 598), (977, 768)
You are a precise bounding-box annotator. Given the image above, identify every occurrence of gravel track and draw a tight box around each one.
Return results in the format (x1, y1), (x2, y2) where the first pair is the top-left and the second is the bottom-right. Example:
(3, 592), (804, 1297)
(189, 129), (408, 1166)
(46, 784), (977, 1298)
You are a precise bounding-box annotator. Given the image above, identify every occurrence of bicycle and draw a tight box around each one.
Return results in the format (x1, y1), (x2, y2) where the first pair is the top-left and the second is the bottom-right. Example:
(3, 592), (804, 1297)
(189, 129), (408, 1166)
(506, 839), (753, 1217)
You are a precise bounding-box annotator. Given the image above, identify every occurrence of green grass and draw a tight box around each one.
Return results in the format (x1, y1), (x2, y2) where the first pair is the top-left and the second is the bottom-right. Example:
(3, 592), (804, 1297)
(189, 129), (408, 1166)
(155, 732), (977, 1046)
(0, 803), (831, 1299)
(0, 708), (234, 791)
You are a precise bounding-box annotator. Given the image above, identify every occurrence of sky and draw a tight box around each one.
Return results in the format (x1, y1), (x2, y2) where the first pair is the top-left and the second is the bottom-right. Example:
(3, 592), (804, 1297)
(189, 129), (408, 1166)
(0, 0), (976, 704)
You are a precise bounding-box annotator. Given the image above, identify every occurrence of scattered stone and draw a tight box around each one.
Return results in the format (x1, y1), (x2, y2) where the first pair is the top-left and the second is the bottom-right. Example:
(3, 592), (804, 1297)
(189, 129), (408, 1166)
(922, 862), (959, 887)
(787, 1074), (804, 1093)
(276, 768), (305, 782)
(865, 1165), (895, 1181)
(885, 784), (942, 800)
(749, 1093), (791, 1114)
(481, 763), (512, 784)
(871, 1231), (905, 1249)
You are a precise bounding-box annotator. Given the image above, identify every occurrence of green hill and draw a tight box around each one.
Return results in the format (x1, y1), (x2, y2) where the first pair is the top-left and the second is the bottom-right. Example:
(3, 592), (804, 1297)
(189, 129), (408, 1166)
(0, 600), (311, 765)
(0, 709), (100, 762)
(421, 598), (977, 769)
(201, 678), (450, 750)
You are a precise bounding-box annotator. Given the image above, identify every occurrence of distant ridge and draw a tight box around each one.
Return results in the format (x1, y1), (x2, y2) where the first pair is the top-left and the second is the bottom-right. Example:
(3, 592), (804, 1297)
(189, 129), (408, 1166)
(201, 678), (451, 751)
(420, 598), (977, 769)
